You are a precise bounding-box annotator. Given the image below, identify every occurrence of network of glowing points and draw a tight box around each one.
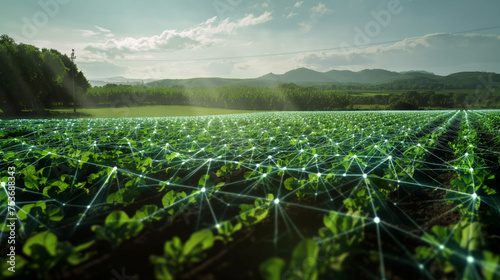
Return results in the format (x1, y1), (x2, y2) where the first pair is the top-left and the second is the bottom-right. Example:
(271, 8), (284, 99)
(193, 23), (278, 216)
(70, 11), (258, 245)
(0, 110), (499, 279)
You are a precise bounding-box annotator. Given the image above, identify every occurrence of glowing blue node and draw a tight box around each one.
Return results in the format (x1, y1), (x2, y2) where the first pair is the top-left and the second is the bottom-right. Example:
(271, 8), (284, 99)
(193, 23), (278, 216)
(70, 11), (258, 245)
(256, 164), (260, 167)
(317, 173), (321, 177)
(201, 187), (206, 192)
(86, 205), (91, 209)
(439, 245), (444, 250)
(343, 173), (346, 177)
(363, 174), (367, 178)
(388, 156), (392, 160)
(268, 155), (272, 159)
(465, 153), (469, 156)
(263, 174), (267, 178)
(353, 155), (357, 158)
(1, 182), (5, 188)
(472, 193), (477, 199)
(216, 224), (220, 228)
(274, 198), (280, 204)
(467, 256), (474, 264)
(418, 264), (424, 270)
(374, 217), (380, 224)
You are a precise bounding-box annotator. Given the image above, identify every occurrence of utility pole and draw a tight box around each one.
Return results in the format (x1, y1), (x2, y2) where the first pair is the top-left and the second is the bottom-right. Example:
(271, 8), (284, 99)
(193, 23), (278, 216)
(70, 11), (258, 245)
(71, 49), (76, 113)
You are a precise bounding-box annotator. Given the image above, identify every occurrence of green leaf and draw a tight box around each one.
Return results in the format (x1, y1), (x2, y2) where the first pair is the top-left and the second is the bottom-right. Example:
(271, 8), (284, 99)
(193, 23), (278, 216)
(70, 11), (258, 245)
(482, 250), (500, 280)
(150, 256), (174, 280)
(182, 229), (214, 259)
(289, 239), (319, 280)
(164, 236), (183, 257)
(43, 180), (69, 197)
(284, 177), (297, 190)
(198, 174), (210, 187)
(93, 211), (144, 248)
(244, 171), (256, 180)
(0, 255), (26, 277)
(162, 190), (176, 208)
(134, 204), (161, 221)
(259, 257), (286, 280)
(23, 231), (58, 257)
(45, 204), (64, 222)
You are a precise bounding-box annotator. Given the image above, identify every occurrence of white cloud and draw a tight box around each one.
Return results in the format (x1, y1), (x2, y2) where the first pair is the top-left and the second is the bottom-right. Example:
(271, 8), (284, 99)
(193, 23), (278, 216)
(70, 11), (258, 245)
(311, 3), (334, 19)
(285, 1), (303, 19)
(85, 12), (273, 58)
(79, 26), (114, 38)
(294, 1), (304, 8)
(95, 26), (111, 33)
(286, 11), (297, 19)
(80, 29), (100, 37)
(294, 2), (333, 33)
(298, 22), (312, 34)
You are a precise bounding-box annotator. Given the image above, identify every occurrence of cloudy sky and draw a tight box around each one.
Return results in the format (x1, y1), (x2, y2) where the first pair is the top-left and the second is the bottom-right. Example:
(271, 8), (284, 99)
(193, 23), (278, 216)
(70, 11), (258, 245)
(2, 0), (500, 79)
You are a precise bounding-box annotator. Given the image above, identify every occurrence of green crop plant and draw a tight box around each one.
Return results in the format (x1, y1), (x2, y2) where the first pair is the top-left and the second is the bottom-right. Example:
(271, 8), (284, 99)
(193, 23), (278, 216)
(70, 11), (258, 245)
(0, 231), (94, 279)
(150, 229), (215, 280)
(91, 211), (143, 248)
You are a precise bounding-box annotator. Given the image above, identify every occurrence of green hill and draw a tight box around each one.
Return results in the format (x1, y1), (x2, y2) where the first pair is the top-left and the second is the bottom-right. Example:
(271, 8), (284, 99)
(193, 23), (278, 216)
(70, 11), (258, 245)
(145, 68), (499, 90)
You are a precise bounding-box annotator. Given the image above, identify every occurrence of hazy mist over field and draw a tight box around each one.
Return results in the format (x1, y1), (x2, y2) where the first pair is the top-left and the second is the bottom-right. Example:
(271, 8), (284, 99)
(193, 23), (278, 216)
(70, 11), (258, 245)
(1, 0), (500, 80)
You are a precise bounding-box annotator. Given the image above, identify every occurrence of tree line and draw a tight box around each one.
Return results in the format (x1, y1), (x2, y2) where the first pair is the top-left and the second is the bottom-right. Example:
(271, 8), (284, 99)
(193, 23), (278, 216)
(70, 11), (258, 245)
(82, 84), (497, 111)
(0, 35), (89, 116)
(82, 83), (354, 111)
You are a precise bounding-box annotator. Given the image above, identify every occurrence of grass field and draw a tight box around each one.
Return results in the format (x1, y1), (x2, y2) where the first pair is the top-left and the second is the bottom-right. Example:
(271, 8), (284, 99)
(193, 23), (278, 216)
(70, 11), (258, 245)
(50, 105), (265, 118)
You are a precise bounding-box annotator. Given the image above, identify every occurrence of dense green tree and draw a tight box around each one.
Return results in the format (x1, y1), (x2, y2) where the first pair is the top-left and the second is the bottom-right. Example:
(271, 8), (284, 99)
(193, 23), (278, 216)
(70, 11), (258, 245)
(388, 99), (419, 110)
(0, 35), (89, 115)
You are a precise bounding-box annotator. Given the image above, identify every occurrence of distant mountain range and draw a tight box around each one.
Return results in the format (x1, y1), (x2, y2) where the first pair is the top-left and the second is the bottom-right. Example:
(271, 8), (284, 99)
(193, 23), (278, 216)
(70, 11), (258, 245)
(91, 68), (500, 90)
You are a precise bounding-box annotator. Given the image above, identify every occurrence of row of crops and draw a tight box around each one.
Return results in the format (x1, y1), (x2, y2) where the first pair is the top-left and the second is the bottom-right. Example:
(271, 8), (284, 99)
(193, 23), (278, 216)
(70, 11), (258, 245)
(1, 110), (500, 279)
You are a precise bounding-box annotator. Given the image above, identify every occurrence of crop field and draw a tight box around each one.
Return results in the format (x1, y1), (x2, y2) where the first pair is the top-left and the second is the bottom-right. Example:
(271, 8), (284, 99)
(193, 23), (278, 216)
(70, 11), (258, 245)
(1, 110), (500, 280)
